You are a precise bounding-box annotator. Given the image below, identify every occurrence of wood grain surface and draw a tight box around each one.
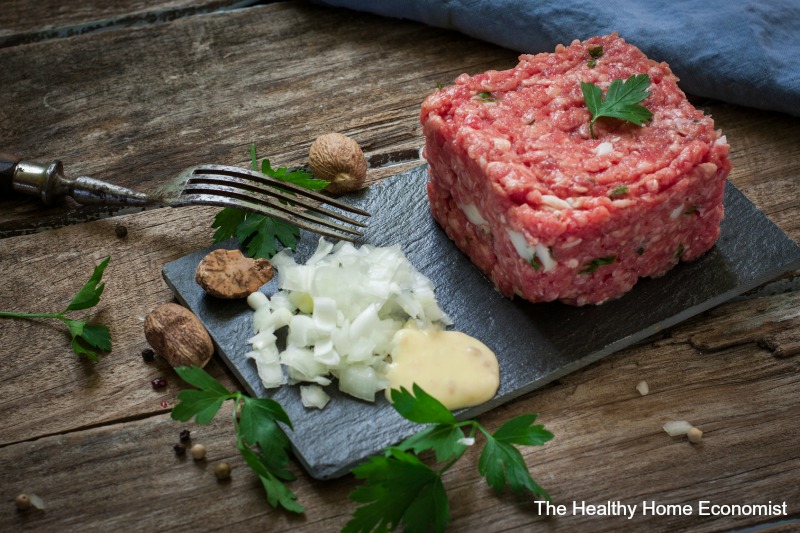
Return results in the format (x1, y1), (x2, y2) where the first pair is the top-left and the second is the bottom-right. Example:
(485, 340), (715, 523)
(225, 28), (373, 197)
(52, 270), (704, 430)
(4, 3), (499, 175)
(0, 1), (798, 531)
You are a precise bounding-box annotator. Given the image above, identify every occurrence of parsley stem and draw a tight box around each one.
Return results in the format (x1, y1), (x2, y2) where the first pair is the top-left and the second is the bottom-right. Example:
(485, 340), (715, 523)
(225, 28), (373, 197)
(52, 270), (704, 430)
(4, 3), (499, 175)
(0, 311), (64, 320)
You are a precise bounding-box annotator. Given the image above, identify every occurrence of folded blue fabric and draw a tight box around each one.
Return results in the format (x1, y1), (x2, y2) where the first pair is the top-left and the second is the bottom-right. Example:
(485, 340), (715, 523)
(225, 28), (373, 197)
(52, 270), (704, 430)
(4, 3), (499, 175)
(315, 0), (800, 117)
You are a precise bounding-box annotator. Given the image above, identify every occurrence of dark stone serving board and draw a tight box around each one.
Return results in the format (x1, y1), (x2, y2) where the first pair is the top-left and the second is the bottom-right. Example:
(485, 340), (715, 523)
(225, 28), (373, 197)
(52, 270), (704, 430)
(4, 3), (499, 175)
(162, 164), (800, 479)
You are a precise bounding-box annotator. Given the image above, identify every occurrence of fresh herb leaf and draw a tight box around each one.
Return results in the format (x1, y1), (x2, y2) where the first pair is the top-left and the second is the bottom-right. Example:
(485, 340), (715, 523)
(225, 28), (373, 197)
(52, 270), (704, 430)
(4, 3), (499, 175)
(579, 255), (617, 274)
(239, 440), (304, 513)
(580, 74), (653, 138)
(478, 431), (550, 499)
(637, 246), (646, 255)
(348, 385), (552, 532)
(262, 158), (328, 191)
(474, 91), (496, 102)
(397, 424), (468, 464)
(171, 366), (302, 513)
(66, 257), (109, 311)
(587, 45), (604, 67)
(211, 207), (247, 243)
(609, 185), (629, 198)
(210, 145), (327, 259)
(0, 256), (112, 361)
(530, 256), (543, 270)
(390, 384), (457, 425)
(345, 448), (450, 533)
(492, 413), (554, 447)
(675, 244), (685, 258)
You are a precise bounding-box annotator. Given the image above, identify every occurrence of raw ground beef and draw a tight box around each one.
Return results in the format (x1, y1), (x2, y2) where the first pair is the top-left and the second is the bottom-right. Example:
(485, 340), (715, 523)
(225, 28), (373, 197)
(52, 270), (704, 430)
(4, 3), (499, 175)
(421, 33), (732, 306)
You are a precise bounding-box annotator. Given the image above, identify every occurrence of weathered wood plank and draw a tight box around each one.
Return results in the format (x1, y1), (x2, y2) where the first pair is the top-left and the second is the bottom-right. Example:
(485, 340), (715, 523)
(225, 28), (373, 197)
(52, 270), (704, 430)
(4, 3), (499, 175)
(0, 1), (512, 237)
(0, 0), (260, 48)
(0, 326), (797, 532)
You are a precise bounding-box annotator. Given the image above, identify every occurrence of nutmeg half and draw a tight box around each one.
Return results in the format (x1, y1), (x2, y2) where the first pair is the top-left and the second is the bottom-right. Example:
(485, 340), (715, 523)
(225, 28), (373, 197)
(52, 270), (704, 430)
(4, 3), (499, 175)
(195, 249), (274, 299)
(144, 303), (214, 368)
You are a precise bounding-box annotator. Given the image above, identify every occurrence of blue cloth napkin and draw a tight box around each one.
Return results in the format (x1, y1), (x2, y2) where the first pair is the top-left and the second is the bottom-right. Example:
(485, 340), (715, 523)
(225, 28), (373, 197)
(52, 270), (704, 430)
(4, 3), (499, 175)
(315, 0), (800, 117)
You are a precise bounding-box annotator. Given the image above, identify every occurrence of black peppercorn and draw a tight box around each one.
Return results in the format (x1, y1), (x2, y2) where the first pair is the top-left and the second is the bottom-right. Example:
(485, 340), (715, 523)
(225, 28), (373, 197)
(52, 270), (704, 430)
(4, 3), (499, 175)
(179, 429), (191, 442)
(114, 224), (128, 238)
(141, 348), (155, 362)
(150, 377), (168, 389)
(173, 443), (186, 455)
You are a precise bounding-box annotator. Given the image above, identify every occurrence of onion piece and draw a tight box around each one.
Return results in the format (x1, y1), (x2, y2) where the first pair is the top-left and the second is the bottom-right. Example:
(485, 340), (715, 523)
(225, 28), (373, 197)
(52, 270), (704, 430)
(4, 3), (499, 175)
(663, 420), (694, 437)
(300, 385), (330, 409)
(636, 380), (649, 396)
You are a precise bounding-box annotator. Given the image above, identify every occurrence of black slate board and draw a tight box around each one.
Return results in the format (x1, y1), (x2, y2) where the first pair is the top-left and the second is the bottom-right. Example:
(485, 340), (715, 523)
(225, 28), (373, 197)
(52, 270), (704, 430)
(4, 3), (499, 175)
(162, 164), (800, 479)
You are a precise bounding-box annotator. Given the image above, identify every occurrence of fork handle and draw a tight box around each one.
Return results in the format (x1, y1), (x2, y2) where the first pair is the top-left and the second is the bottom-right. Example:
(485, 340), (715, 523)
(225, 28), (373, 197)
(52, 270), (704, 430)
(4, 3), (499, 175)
(0, 153), (152, 207)
(0, 152), (68, 205)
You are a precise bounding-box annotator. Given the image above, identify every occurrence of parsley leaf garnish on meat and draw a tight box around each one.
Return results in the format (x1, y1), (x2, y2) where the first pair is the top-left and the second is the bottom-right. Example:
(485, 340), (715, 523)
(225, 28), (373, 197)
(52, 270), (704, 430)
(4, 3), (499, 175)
(171, 365), (303, 513)
(210, 145), (328, 259)
(0, 256), (112, 361)
(344, 384), (553, 533)
(581, 74), (653, 138)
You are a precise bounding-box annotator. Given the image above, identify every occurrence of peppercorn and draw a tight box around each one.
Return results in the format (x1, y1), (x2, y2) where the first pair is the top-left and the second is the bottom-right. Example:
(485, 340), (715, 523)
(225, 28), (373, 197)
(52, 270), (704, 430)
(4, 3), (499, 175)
(214, 462), (232, 481)
(191, 443), (206, 461)
(179, 429), (191, 442)
(173, 443), (186, 456)
(150, 377), (168, 389)
(141, 348), (155, 362)
(114, 224), (128, 238)
(15, 494), (31, 512)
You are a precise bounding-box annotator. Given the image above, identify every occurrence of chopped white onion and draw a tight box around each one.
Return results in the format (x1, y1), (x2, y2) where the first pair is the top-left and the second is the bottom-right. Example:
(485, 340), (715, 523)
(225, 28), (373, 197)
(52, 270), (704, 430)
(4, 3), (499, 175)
(663, 420), (694, 437)
(300, 384), (330, 409)
(247, 291), (269, 311)
(636, 380), (649, 396)
(247, 238), (450, 405)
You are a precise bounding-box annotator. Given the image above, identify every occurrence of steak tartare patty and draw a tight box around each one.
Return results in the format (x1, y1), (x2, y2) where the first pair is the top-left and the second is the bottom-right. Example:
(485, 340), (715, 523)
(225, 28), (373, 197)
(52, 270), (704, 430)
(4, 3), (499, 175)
(421, 34), (732, 306)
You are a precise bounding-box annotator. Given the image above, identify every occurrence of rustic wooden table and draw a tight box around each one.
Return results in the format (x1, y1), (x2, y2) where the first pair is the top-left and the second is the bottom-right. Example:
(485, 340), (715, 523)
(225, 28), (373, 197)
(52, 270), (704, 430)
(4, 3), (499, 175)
(2, 1), (799, 531)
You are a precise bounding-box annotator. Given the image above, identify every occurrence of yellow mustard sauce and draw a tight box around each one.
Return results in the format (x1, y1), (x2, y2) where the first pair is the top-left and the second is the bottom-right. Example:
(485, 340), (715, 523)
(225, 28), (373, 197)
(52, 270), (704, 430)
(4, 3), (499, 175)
(385, 328), (500, 410)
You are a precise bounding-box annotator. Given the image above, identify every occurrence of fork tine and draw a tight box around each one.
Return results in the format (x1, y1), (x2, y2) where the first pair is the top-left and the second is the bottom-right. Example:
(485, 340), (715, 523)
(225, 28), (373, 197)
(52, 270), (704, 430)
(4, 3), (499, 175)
(175, 193), (364, 241)
(190, 165), (370, 216)
(184, 178), (367, 228)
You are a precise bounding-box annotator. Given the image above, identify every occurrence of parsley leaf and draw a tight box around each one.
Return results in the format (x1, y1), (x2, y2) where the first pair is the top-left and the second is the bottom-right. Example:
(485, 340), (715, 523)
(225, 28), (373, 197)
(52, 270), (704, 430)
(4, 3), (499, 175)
(580, 74), (653, 138)
(478, 414), (553, 497)
(171, 366), (303, 513)
(345, 448), (450, 533)
(210, 145), (328, 259)
(579, 255), (617, 274)
(390, 384), (457, 425)
(346, 386), (553, 532)
(0, 256), (112, 361)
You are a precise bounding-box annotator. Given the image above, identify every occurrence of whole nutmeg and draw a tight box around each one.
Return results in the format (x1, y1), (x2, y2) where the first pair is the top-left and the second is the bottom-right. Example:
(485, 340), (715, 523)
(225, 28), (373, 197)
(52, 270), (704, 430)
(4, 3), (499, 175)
(308, 132), (367, 195)
(144, 303), (213, 369)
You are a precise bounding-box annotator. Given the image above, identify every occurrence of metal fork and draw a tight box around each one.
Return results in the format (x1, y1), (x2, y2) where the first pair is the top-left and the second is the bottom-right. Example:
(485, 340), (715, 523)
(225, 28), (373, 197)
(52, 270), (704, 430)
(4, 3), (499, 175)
(0, 153), (369, 240)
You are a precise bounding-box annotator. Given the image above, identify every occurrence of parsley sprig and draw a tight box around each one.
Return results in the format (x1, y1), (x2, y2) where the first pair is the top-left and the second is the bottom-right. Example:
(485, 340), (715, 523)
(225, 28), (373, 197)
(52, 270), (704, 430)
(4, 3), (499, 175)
(344, 385), (553, 532)
(171, 369), (554, 529)
(0, 256), (111, 361)
(171, 365), (302, 513)
(580, 74), (653, 139)
(210, 145), (328, 259)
